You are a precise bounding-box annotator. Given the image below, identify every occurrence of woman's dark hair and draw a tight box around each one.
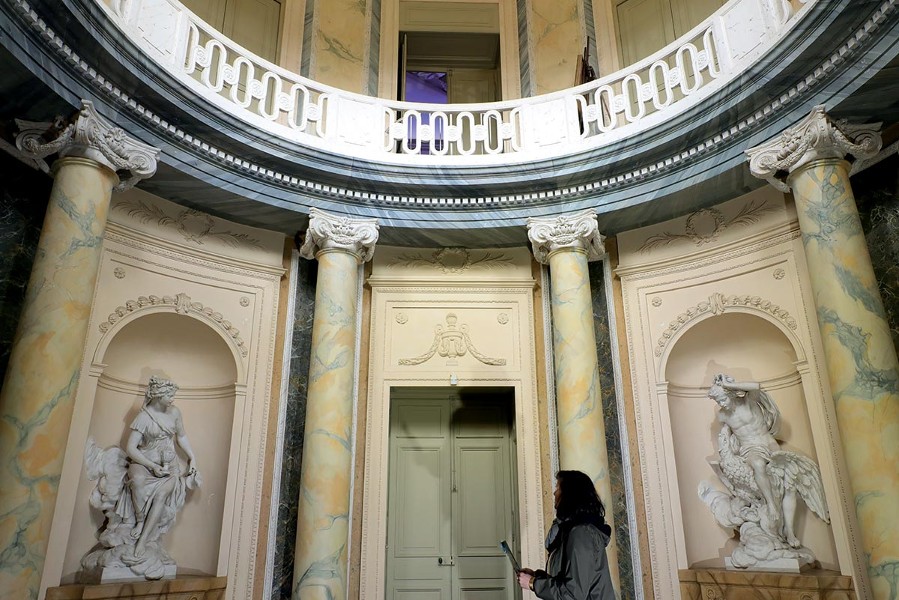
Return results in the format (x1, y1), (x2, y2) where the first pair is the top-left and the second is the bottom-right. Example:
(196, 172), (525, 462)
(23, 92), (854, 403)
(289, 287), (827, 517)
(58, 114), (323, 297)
(555, 470), (606, 524)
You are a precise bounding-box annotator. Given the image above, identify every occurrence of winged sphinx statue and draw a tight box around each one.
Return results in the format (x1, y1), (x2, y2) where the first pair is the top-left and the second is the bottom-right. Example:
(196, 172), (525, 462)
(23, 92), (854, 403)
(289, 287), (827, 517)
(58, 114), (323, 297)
(698, 374), (829, 570)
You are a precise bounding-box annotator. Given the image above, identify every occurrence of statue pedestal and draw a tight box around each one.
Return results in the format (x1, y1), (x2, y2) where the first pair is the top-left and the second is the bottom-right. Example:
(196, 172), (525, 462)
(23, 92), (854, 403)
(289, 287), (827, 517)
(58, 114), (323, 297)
(680, 568), (855, 600)
(725, 557), (811, 573)
(45, 576), (226, 600)
(99, 565), (178, 583)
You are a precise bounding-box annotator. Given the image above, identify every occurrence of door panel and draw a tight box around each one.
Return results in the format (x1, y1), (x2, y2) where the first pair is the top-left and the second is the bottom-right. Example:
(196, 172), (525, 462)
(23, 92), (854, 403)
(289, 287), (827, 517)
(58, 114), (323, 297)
(388, 399), (452, 600)
(454, 402), (515, 600)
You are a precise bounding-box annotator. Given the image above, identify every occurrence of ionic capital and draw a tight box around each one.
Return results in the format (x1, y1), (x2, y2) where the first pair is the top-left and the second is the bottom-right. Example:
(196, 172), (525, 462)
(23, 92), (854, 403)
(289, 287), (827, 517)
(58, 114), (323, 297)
(746, 105), (881, 191)
(527, 210), (605, 264)
(299, 209), (379, 263)
(15, 100), (160, 191)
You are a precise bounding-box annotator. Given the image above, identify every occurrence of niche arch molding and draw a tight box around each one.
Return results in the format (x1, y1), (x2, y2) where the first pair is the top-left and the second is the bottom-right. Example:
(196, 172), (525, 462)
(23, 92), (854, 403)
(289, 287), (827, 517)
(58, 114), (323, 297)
(654, 292), (806, 378)
(91, 292), (249, 382)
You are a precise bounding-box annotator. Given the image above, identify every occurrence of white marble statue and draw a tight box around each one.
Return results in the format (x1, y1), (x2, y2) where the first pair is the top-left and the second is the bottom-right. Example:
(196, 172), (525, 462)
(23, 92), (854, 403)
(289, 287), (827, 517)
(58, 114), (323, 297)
(698, 374), (829, 571)
(81, 376), (201, 582)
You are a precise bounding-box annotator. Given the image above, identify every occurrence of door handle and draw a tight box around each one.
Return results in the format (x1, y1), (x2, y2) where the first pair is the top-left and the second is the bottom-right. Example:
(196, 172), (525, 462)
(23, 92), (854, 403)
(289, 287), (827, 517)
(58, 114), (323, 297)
(437, 557), (455, 566)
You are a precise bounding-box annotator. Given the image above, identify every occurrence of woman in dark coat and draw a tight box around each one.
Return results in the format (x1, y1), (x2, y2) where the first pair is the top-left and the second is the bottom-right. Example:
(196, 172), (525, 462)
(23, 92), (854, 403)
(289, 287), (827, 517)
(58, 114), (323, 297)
(517, 470), (616, 600)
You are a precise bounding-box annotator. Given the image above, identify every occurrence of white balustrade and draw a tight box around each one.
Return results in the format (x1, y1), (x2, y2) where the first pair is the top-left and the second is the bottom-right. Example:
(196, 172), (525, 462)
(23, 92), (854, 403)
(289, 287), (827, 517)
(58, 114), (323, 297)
(100, 0), (814, 164)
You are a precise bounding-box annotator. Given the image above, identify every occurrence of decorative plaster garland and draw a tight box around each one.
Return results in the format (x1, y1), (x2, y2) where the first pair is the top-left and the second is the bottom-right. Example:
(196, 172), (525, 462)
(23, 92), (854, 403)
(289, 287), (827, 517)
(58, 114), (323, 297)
(97, 292), (249, 357)
(654, 292), (798, 357)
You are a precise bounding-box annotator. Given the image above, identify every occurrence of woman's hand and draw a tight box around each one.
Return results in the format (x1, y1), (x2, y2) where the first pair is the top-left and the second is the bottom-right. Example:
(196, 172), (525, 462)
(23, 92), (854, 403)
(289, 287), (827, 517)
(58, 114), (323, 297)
(188, 459), (198, 475)
(517, 570), (535, 591)
(151, 464), (169, 477)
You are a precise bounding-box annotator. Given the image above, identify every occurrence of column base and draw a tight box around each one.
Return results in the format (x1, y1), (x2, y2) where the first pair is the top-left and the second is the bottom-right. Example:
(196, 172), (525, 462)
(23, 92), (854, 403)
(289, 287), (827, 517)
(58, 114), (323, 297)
(680, 568), (854, 599)
(45, 575), (226, 599)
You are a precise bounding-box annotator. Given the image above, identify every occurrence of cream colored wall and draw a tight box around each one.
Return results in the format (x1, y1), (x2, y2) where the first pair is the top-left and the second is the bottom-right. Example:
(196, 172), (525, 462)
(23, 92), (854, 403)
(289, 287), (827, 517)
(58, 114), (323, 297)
(359, 246), (545, 600)
(528, 0), (582, 94)
(615, 186), (869, 599)
(38, 189), (285, 600)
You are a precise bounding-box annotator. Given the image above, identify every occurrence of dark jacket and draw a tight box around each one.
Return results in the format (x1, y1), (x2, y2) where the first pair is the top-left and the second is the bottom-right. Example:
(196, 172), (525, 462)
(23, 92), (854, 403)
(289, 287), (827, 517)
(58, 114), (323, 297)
(532, 517), (615, 600)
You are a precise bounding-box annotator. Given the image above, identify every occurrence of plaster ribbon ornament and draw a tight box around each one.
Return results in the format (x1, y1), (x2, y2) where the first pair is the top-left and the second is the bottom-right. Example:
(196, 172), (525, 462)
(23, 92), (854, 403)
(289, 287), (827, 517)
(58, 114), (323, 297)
(15, 100), (160, 191)
(298, 208), (379, 262)
(399, 313), (506, 366)
(746, 105), (881, 192)
(81, 377), (201, 582)
(526, 210), (605, 264)
(698, 374), (829, 571)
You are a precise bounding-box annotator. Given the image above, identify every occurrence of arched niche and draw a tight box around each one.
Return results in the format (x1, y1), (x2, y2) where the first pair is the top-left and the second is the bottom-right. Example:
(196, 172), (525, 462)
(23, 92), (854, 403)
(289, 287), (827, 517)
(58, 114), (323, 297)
(61, 312), (238, 582)
(662, 312), (838, 569)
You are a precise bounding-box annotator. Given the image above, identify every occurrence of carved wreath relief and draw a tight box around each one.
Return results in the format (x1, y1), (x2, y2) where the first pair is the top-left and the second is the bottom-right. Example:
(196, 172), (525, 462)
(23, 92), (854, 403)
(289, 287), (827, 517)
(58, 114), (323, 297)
(399, 313), (506, 366)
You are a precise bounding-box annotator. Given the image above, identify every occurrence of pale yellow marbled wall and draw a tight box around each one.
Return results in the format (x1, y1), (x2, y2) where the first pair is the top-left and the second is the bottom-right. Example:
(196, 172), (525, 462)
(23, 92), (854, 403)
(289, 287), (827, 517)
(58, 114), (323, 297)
(529, 0), (582, 95)
(312, 0), (368, 92)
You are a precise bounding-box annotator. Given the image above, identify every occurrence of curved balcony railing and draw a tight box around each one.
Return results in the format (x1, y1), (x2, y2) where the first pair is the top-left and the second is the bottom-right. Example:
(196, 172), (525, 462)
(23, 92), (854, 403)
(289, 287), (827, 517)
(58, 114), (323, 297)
(102, 0), (811, 165)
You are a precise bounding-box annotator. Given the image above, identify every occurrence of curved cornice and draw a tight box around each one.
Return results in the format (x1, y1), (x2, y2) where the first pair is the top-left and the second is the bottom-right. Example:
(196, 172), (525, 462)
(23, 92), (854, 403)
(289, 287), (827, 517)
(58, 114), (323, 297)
(2, 0), (898, 244)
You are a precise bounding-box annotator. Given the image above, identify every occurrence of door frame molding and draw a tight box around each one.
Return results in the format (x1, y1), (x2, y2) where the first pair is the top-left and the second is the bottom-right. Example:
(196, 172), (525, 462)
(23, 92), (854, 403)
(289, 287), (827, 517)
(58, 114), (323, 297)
(377, 0), (522, 100)
(360, 246), (544, 599)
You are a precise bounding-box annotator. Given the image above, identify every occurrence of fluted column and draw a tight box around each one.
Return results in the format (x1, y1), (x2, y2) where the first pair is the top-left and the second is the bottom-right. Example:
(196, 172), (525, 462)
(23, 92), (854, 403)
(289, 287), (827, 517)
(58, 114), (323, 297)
(293, 209), (378, 600)
(527, 210), (619, 591)
(0, 101), (159, 599)
(748, 105), (899, 599)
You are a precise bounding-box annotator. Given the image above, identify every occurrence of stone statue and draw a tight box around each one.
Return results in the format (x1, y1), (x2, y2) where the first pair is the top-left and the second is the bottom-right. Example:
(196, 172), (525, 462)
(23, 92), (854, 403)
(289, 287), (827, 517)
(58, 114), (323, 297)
(698, 374), (829, 570)
(81, 376), (201, 582)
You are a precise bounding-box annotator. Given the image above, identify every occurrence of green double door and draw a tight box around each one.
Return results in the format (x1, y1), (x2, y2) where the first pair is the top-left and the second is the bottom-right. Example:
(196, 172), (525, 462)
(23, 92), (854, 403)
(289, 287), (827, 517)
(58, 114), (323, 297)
(387, 389), (520, 600)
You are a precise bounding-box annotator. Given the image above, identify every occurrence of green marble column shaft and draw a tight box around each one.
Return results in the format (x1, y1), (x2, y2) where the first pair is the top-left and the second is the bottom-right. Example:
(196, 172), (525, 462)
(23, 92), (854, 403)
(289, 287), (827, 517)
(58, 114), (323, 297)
(293, 209), (377, 600)
(790, 160), (899, 599)
(0, 158), (116, 600)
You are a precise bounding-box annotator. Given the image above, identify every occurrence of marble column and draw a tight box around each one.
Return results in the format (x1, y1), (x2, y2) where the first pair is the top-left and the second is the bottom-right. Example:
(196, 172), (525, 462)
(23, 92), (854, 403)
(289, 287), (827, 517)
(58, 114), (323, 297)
(748, 106), (899, 598)
(0, 101), (159, 599)
(293, 209), (378, 600)
(527, 210), (620, 591)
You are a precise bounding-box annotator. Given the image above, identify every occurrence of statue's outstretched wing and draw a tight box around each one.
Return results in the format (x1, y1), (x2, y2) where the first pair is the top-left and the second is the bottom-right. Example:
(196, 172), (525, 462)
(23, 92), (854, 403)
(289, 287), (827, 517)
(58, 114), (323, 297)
(84, 437), (129, 512)
(769, 451), (830, 523)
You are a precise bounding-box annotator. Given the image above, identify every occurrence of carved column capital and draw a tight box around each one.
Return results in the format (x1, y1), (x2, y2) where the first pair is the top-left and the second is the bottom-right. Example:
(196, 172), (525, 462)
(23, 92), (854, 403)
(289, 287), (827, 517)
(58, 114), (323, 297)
(299, 208), (379, 262)
(746, 105), (881, 191)
(526, 210), (605, 264)
(15, 100), (160, 191)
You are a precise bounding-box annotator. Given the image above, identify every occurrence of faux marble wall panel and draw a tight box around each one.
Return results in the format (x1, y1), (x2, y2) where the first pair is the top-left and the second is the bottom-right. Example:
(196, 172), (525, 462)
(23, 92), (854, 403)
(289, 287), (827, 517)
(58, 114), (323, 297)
(854, 154), (899, 355)
(270, 258), (317, 600)
(588, 260), (635, 598)
(0, 154), (49, 385)
(313, 0), (368, 92)
(529, 0), (582, 94)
